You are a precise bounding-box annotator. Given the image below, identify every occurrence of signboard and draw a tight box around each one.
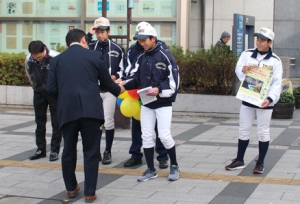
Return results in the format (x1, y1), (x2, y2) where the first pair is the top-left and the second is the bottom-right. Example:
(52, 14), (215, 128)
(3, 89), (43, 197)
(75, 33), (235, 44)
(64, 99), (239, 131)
(236, 66), (274, 107)
(232, 14), (255, 57)
(129, 0), (134, 8)
(98, 1), (110, 11)
(236, 14), (243, 57)
(281, 78), (293, 94)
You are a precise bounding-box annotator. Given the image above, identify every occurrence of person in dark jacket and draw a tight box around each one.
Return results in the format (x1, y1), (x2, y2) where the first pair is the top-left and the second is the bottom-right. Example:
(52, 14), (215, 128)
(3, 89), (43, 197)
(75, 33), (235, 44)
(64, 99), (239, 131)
(120, 22), (180, 182)
(215, 31), (231, 47)
(25, 40), (62, 162)
(122, 22), (169, 169)
(47, 28), (125, 202)
(87, 17), (125, 165)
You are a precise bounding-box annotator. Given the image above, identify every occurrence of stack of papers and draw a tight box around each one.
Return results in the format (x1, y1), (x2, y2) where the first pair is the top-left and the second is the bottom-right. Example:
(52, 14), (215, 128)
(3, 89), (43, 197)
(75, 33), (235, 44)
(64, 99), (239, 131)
(137, 86), (157, 105)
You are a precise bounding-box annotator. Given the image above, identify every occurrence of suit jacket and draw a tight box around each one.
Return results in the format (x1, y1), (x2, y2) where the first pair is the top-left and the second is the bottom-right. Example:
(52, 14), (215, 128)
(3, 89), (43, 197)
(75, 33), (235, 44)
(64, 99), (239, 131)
(47, 44), (121, 129)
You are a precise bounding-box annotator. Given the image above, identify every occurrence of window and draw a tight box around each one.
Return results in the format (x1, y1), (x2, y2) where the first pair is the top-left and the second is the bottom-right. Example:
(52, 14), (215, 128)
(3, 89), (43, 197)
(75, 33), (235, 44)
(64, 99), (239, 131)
(0, 0), (178, 53)
(0, 21), (80, 52)
(0, 0), (81, 17)
(86, 0), (176, 18)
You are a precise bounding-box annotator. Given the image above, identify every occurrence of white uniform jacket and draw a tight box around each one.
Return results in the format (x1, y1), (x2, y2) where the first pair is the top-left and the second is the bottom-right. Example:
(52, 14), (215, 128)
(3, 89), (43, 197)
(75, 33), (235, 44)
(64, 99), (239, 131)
(235, 48), (283, 107)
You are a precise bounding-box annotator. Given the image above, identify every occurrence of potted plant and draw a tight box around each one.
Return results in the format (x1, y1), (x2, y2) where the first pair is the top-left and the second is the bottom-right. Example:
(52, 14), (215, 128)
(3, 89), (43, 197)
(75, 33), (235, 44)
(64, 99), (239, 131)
(272, 90), (295, 119)
(293, 86), (300, 109)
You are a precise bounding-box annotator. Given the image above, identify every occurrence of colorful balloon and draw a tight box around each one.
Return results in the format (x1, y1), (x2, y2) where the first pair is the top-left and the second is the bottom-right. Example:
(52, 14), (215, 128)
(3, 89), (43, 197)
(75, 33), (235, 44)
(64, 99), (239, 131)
(116, 98), (123, 107)
(118, 90), (129, 99)
(120, 97), (139, 117)
(132, 105), (141, 120)
(128, 89), (139, 99)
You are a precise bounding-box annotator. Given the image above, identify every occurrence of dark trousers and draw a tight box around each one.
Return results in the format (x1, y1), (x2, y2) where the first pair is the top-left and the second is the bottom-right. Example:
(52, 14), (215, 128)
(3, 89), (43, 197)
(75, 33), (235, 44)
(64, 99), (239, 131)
(33, 91), (62, 153)
(129, 117), (168, 161)
(61, 118), (103, 196)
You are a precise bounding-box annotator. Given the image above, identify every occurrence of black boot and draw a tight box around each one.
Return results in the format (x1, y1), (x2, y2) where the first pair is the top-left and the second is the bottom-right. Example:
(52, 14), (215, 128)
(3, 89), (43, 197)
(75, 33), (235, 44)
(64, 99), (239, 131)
(102, 129), (114, 164)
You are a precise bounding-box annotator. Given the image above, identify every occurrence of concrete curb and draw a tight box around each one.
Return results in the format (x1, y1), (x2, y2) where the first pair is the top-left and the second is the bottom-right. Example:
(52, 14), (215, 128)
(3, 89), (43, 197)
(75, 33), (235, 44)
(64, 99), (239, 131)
(0, 86), (241, 114)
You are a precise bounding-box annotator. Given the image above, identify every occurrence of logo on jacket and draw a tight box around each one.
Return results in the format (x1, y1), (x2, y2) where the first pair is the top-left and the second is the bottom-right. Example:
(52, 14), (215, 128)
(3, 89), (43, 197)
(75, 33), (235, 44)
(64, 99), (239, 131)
(155, 62), (166, 70)
(109, 50), (120, 57)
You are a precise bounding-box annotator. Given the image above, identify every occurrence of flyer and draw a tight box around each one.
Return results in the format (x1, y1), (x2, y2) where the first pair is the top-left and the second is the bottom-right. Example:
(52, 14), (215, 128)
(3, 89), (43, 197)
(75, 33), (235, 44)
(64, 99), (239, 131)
(137, 86), (157, 105)
(236, 66), (274, 107)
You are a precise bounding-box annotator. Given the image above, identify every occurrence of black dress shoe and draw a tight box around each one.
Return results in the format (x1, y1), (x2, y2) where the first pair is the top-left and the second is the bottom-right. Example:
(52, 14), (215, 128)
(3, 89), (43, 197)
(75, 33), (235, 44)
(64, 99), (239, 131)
(29, 150), (46, 160)
(49, 152), (59, 162)
(124, 158), (142, 167)
(159, 160), (169, 169)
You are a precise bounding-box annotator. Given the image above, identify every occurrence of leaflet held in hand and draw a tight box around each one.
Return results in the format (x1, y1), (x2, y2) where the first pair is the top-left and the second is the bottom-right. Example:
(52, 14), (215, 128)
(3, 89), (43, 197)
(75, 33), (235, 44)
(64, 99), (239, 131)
(236, 65), (274, 107)
(137, 86), (157, 105)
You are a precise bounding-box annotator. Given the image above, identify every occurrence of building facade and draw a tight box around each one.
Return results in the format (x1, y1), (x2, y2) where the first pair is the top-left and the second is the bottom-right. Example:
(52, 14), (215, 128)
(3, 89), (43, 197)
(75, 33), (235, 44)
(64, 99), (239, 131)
(0, 0), (178, 52)
(187, 0), (299, 80)
(0, 0), (299, 79)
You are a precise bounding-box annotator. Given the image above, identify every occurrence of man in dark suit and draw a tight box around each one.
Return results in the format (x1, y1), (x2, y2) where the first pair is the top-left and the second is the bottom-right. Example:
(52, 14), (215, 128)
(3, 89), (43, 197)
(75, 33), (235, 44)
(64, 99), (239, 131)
(47, 28), (125, 203)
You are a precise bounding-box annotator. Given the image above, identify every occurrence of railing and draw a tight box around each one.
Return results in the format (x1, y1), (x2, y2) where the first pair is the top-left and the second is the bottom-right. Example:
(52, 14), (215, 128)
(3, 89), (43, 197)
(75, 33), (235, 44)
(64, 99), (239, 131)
(110, 35), (129, 50)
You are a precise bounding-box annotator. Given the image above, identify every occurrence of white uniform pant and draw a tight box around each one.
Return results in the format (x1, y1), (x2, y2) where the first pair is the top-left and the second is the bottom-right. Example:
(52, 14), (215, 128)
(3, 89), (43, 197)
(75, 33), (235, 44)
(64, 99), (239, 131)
(100, 92), (116, 130)
(140, 106), (175, 149)
(239, 104), (273, 142)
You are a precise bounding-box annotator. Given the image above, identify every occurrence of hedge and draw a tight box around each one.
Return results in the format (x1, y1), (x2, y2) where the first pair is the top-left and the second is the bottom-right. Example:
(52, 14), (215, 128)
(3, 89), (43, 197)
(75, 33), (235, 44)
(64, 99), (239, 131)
(0, 44), (238, 95)
(169, 45), (238, 95)
(0, 52), (30, 86)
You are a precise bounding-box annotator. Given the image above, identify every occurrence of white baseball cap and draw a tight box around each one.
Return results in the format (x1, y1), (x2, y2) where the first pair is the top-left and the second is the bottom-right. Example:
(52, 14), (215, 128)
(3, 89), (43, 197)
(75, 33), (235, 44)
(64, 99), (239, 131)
(92, 17), (110, 30)
(135, 21), (151, 32)
(134, 23), (157, 40)
(254, 27), (275, 41)
(133, 22), (151, 40)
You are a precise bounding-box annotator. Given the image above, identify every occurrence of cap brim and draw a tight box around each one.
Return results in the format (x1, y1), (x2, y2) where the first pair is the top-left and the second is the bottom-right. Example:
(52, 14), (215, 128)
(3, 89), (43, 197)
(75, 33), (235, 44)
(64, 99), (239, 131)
(132, 31), (139, 40)
(254, 33), (270, 40)
(134, 35), (150, 40)
(92, 25), (109, 30)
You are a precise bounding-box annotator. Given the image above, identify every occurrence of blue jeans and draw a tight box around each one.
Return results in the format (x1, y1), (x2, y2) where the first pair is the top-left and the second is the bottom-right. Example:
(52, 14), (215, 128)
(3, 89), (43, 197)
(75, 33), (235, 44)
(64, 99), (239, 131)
(129, 117), (168, 161)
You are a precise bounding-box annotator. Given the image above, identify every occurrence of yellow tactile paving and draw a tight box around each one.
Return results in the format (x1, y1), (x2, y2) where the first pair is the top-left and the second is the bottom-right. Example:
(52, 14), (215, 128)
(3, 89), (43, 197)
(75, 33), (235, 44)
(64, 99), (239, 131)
(289, 180), (300, 185)
(1, 160), (299, 186)
(262, 177), (291, 185)
(232, 176), (263, 183)
(180, 172), (211, 180)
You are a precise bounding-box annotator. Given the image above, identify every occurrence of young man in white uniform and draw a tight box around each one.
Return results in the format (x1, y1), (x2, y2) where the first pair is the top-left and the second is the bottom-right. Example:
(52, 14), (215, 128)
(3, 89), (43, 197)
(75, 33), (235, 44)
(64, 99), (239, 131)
(122, 23), (180, 181)
(225, 27), (283, 174)
(87, 17), (125, 165)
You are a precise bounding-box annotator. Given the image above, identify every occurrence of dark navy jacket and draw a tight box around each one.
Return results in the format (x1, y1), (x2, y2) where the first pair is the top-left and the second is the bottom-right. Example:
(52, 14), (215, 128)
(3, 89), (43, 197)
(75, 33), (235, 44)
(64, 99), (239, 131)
(25, 48), (59, 93)
(124, 44), (179, 109)
(124, 40), (168, 76)
(47, 44), (121, 129)
(87, 33), (124, 79)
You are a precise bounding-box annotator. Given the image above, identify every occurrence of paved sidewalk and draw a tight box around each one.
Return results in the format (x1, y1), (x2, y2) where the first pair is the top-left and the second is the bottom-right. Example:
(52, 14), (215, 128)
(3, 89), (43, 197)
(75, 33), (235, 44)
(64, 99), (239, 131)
(0, 107), (300, 204)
